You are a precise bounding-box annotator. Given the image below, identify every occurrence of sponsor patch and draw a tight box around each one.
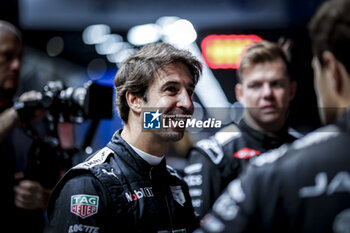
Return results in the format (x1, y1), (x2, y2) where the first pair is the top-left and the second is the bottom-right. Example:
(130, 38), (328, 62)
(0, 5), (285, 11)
(74, 147), (113, 170)
(68, 224), (99, 233)
(124, 187), (154, 202)
(299, 171), (350, 198)
(189, 188), (202, 197)
(234, 147), (261, 159)
(184, 163), (202, 174)
(170, 186), (186, 207)
(71, 194), (99, 218)
(184, 175), (202, 186)
(192, 199), (202, 208)
(197, 139), (224, 165)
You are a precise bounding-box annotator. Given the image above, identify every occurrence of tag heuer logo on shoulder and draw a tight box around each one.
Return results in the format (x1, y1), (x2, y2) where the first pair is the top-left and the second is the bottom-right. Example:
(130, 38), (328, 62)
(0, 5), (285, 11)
(71, 194), (99, 218)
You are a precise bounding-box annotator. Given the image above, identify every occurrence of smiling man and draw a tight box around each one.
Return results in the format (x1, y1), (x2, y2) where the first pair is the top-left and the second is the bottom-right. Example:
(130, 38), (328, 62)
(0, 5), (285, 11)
(121, 61), (196, 149)
(184, 40), (299, 218)
(47, 42), (202, 233)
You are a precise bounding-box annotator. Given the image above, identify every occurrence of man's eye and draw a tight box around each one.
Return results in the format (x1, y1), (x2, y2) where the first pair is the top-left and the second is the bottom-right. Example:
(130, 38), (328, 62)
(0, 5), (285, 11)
(271, 81), (284, 87)
(166, 86), (178, 93)
(0, 53), (14, 63)
(0, 54), (8, 62)
(248, 83), (260, 89)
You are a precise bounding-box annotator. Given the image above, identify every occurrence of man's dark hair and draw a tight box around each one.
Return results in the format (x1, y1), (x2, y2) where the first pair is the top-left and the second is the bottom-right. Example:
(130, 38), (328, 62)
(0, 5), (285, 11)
(114, 42), (202, 123)
(309, 0), (350, 74)
(237, 40), (291, 83)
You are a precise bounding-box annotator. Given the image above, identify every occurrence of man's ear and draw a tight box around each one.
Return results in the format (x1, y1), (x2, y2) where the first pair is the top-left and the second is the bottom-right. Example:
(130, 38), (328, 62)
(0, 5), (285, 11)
(235, 83), (243, 102)
(322, 51), (342, 94)
(125, 91), (142, 114)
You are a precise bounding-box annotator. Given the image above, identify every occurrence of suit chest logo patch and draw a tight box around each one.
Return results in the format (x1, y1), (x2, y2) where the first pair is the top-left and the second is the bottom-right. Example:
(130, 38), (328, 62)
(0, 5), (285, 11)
(71, 194), (99, 218)
(234, 147), (261, 159)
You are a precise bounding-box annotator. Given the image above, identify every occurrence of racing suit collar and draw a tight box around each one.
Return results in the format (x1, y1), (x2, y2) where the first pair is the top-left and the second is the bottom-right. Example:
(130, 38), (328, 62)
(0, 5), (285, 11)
(239, 119), (294, 149)
(109, 129), (167, 177)
(129, 143), (165, 166)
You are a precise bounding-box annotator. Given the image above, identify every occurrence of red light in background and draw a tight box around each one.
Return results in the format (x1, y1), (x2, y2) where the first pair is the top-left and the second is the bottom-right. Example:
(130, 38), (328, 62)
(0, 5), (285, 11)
(201, 34), (263, 69)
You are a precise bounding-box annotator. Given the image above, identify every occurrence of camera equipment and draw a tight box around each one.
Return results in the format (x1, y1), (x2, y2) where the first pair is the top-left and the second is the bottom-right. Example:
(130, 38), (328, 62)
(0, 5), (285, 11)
(14, 80), (114, 183)
(14, 79), (114, 157)
(14, 80), (113, 123)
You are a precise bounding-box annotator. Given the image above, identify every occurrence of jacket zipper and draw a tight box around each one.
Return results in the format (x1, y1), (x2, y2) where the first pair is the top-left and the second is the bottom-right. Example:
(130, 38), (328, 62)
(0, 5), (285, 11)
(150, 167), (175, 232)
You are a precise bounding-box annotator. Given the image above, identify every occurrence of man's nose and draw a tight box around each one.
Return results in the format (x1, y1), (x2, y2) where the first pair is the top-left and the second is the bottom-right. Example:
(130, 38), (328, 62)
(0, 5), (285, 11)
(262, 83), (273, 98)
(177, 89), (193, 111)
(10, 57), (21, 71)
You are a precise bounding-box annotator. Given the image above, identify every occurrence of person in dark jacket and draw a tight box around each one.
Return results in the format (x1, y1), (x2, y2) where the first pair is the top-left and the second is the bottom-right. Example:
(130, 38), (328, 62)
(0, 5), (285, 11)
(184, 40), (298, 218)
(47, 42), (202, 233)
(0, 20), (59, 232)
(196, 0), (350, 232)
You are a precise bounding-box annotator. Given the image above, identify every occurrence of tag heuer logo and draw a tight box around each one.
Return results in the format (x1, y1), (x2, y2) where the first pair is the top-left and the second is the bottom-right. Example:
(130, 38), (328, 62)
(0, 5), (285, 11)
(71, 194), (99, 218)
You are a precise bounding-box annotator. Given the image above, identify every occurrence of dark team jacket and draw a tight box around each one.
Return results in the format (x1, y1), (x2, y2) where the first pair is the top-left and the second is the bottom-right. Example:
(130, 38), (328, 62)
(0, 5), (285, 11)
(184, 120), (298, 218)
(197, 109), (350, 233)
(0, 105), (59, 232)
(47, 130), (199, 233)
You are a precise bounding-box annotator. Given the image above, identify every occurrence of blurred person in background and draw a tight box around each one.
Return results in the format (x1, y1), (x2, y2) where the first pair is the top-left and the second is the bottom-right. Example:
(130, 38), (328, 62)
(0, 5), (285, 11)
(47, 42), (202, 233)
(184, 40), (299, 218)
(0, 20), (66, 232)
(196, 0), (350, 232)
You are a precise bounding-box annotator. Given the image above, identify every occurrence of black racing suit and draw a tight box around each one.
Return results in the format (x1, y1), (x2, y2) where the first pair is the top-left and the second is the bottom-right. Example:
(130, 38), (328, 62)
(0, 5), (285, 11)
(47, 130), (199, 233)
(196, 109), (350, 233)
(184, 119), (298, 218)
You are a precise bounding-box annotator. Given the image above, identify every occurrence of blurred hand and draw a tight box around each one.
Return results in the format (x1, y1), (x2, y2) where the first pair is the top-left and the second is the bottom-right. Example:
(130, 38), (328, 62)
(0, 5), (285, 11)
(18, 90), (41, 102)
(16, 91), (47, 123)
(13, 172), (51, 210)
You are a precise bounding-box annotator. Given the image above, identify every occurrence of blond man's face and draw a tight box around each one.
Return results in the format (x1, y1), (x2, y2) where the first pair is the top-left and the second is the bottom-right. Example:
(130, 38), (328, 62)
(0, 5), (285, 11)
(236, 59), (296, 131)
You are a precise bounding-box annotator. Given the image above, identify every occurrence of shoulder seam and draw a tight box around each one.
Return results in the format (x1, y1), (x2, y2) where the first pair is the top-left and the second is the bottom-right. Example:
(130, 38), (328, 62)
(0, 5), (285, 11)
(214, 123), (241, 146)
(292, 125), (340, 150)
(194, 123), (240, 165)
(73, 147), (114, 170)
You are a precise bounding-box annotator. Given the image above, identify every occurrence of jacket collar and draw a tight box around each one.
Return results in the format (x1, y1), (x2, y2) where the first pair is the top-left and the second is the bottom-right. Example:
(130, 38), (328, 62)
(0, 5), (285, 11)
(238, 119), (295, 149)
(108, 129), (167, 177)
